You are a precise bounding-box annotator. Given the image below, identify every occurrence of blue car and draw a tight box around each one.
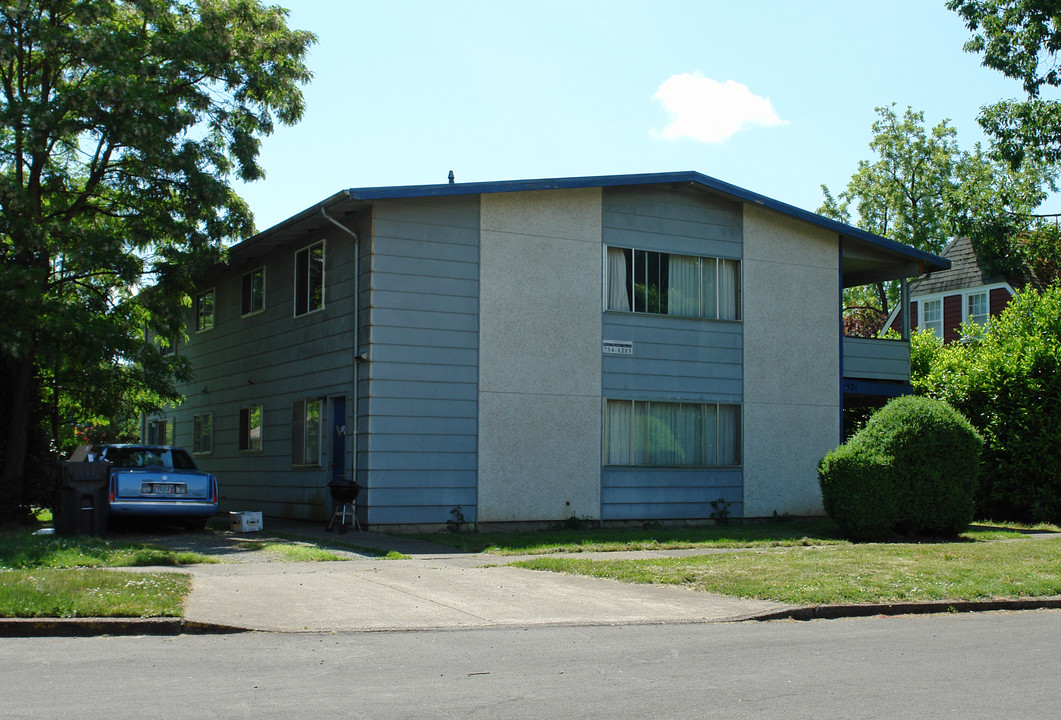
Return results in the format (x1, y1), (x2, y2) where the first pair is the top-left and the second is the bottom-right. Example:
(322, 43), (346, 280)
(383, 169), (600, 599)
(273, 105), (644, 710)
(90, 445), (219, 529)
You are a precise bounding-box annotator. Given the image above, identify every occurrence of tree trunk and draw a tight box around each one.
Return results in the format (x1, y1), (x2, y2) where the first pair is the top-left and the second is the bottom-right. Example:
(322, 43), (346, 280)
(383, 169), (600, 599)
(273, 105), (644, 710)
(0, 349), (37, 517)
(876, 282), (891, 315)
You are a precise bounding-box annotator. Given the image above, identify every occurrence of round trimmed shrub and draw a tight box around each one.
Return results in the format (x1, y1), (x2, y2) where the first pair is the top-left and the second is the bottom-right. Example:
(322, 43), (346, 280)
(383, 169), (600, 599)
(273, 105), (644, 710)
(818, 444), (898, 541)
(819, 395), (983, 539)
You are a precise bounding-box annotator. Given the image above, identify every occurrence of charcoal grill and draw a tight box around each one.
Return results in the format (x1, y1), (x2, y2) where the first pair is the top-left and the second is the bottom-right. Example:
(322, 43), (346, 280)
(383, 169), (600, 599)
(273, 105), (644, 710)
(325, 477), (361, 533)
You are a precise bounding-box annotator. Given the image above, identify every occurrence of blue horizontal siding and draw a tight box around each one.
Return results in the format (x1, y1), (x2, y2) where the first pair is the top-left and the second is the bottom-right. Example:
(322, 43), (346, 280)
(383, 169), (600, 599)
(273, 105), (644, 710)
(365, 398), (477, 419)
(367, 469), (480, 488)
(601, 468), (743, 521)
(370, 273), (478, 299)
(367, 503), (477, 525)
(369, 487), (477, 507)
(362, 195), (480, 526)
(599, 186), (745, 521)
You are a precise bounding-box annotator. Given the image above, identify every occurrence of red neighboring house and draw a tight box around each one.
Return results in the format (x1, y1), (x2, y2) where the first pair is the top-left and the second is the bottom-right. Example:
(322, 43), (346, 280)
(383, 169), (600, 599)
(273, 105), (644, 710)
(884, 235), (1042, 342)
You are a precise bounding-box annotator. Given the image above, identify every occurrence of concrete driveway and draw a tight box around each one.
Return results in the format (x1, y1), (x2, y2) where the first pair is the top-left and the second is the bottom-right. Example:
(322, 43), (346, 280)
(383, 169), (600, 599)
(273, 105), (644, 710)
(135, 519), (789, 632)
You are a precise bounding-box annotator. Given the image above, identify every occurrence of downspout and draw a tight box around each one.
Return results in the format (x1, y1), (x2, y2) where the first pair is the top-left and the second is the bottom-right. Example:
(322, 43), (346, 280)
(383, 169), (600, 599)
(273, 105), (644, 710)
(320, 207), (361, 519)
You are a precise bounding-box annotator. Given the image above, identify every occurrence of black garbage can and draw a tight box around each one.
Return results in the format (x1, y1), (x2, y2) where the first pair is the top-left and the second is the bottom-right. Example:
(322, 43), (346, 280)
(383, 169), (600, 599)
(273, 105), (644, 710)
(54, 461), (112, 537)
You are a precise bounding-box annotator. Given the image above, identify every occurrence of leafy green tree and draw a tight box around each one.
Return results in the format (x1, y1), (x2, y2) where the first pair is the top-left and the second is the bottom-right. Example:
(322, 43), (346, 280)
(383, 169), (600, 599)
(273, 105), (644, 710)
(0, 1), (315, 520)
(910, 285), (1061, 523)
(949, 0), (1061, 169)
(820, 104), (1052, 315)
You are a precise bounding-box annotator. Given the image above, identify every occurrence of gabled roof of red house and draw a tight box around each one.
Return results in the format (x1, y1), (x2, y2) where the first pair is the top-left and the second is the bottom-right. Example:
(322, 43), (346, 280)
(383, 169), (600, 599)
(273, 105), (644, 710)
(910, 235), (1041, 296)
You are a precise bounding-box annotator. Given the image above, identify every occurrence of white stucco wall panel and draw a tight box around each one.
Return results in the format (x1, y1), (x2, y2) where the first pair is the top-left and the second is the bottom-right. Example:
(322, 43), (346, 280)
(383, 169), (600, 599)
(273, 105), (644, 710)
(742, 403), (838, 516)
(742, 204), (840, 517)
(477, 189), (603, 522)
(477, 392), (601, 521)
(480, 187), (603, 242)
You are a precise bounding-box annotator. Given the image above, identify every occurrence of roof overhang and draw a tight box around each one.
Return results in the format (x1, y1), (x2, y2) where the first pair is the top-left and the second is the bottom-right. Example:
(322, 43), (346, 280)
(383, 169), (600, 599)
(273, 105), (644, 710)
(232, 171), (950, 279)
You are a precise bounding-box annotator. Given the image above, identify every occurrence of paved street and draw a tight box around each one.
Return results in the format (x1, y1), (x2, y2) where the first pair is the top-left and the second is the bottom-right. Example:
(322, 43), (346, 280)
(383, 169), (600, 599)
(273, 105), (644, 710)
(5, 610), (1060, 719)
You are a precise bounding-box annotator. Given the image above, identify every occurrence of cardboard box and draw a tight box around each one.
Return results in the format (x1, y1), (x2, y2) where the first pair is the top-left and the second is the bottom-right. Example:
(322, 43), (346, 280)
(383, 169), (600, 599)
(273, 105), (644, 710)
(229, 511), (263, 532)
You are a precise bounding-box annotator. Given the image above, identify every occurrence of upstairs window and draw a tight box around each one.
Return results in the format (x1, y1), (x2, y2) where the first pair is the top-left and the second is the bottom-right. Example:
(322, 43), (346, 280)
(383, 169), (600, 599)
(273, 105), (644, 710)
(606, 247), (739, 320)
(294, 242), (325, 316)
(967, 291), (988, 326)
(922, 298), (942, 337)
(195, 289), (215, 332)
(241, 267), (265, 316)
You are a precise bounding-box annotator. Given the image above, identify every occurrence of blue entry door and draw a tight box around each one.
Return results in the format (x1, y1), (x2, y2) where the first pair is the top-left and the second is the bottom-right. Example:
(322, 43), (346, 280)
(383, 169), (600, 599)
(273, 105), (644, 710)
(330, 397), (347, 480)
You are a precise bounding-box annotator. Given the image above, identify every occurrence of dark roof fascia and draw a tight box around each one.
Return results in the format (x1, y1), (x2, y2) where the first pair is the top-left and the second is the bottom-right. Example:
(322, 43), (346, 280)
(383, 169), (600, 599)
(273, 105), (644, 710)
(237, 171), (948, 272)
(227, 190), (354, 261)
(345, 171), (949, 272)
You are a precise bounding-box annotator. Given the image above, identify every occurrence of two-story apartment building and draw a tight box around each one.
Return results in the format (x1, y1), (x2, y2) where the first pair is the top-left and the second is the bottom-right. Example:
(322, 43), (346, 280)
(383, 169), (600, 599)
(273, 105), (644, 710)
(146, 172), (948, 528)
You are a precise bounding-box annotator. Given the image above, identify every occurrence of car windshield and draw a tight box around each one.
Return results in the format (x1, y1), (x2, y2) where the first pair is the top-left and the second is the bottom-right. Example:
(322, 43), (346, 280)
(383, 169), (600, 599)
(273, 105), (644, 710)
(103, 447), (197, 470)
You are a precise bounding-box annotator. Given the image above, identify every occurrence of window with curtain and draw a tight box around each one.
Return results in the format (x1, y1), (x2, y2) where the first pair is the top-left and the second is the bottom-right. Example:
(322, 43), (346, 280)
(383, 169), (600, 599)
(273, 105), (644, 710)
(604, 399), (741, 467)
(605, 247), (739, 320)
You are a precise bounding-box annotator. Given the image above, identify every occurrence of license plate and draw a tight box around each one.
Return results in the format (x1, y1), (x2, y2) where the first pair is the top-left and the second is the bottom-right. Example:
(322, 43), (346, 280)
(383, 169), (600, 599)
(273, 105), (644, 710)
(142, 483), (186, 495)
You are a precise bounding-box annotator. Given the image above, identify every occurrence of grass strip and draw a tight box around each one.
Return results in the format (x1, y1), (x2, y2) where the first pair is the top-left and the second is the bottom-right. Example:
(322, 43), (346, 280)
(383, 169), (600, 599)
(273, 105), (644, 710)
(0, 568), (189, 618)
(512, 538), (1061, 604)
(0, 532), (214, 568)
(407, 519), (849, 555)
(269, 532), (410, 559)
(263, 542), (349, 562)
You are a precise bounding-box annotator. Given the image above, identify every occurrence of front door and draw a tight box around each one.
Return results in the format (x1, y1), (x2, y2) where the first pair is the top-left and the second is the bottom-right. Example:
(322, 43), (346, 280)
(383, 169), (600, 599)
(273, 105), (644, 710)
(330, 397), (347, 480)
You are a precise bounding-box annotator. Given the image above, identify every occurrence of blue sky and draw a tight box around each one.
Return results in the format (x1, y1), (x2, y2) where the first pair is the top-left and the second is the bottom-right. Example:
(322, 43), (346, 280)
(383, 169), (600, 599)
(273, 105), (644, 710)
(236, 0), (1042, 231)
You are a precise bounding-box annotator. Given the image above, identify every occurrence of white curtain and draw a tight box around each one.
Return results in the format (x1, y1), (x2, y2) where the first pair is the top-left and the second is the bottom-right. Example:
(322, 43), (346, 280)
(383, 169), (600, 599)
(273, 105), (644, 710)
(667, 254), (700, 317)
(718, 404), (741, 465)
(676, 404), (703, 465)
(604, 400), (632, 465)
(700, 258), (718, 319)
(719, 259), (739, 320)
(606, 247), (630, 311)
(700, 404), (718, 465)
(643, 403), (682, 465)
(718, 260), (739, 320)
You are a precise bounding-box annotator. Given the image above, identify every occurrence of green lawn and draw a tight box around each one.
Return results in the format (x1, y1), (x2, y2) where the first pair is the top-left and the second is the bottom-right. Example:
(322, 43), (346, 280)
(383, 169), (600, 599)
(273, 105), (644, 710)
(408, 518), (850, 554)
(512, 535), (1061, 605)
(408, 518), (1061, 605)
(0, 568), (189, 618)
(0, 530), (212, 618)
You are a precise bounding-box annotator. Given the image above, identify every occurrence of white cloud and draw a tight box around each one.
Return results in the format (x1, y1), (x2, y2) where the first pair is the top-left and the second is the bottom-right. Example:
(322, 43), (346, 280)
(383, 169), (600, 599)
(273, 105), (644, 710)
(652, 72), (788, 143)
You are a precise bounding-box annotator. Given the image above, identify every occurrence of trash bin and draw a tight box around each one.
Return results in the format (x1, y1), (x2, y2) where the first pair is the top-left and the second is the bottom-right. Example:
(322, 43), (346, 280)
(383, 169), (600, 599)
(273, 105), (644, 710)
(54, 461), (112, 537)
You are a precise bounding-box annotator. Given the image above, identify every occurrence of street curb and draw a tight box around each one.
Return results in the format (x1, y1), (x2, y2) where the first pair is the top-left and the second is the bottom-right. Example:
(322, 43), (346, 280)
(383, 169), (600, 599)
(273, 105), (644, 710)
(5, 597), (1061, 636)
(0, 618), (248, 638)
(745, 596), (1061, 622)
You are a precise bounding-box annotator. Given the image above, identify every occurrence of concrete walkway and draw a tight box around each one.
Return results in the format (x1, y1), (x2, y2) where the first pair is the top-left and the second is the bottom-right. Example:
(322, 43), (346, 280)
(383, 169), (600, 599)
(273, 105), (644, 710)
(180, 519), (788, 632)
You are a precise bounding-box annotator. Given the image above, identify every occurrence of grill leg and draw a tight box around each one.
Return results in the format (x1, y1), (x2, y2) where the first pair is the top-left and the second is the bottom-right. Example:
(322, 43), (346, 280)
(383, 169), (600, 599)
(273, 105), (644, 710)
(325, 498), (360, 533)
